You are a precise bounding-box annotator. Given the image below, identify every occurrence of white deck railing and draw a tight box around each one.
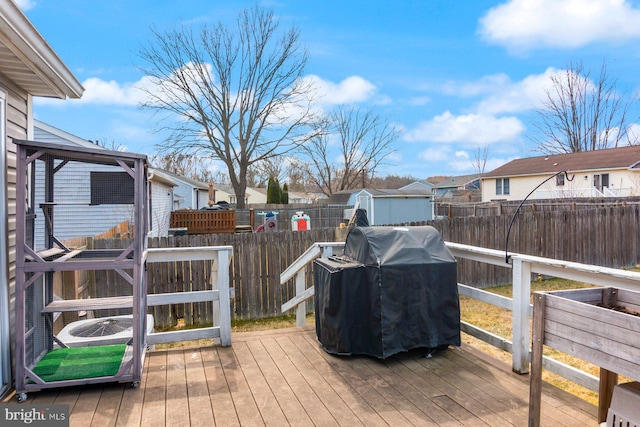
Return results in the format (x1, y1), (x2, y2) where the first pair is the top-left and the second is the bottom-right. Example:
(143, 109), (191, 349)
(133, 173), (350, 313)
(535, 186), (632, 199)
(146, 246), (233, 346)
(280, 241), (640, 392)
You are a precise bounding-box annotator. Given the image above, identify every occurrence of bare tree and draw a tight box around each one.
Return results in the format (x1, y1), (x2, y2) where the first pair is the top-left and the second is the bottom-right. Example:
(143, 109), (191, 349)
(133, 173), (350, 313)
(368, 174), (418, 189)
(150, 152), (217, 183)
(90, 139), (125, 151)
(298, 106), (400, 196)
(137, 6), (318, 208)
(531, 61), (638, 154)
(246, 157), (290, 187)
(472, 146), (489, 174)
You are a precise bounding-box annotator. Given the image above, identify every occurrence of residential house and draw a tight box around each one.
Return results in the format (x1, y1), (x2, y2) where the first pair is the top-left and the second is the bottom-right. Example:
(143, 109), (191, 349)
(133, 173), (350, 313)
(327, 189), (355, 206)
(213, 184), (268, 205)
(246, 187), (268, 204)
(0, 2), (83, 398)
(32, 121), (178, 245)
(432, 174), (483, 203)
(481, 146), (640, 202)
(287, 191), (325, 204)
(146, 169), (180, 237)
(400, 179), (435, 193)
(347, 188), (433, 225)
(153, 169), (211, 210)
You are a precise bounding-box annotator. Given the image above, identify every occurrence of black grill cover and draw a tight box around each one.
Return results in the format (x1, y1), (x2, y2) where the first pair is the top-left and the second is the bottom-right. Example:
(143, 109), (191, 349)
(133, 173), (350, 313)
(314, 226), (460, 359)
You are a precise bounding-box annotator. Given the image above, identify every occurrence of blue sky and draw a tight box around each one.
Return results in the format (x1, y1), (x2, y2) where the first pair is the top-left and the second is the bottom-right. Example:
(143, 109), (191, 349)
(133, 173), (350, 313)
(19, 0), (640, 179)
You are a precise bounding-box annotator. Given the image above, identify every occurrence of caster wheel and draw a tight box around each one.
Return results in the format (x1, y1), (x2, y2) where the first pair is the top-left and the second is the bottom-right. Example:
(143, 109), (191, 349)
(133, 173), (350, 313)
(17, 393), (27, 403)
(130, 381), (140, 389)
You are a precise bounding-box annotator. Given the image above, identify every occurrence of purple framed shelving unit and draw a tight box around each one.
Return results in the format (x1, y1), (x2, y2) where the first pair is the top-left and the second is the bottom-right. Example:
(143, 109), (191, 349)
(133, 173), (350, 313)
(13, 139), (149, 401)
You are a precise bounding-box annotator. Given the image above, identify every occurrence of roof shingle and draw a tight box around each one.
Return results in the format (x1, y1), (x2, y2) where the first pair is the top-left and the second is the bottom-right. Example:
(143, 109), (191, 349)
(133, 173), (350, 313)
(484, 145), (640, 178)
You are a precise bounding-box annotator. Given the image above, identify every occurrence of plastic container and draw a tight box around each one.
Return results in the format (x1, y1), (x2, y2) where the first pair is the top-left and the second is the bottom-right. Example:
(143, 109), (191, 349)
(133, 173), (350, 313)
(291, 211), (310, 231)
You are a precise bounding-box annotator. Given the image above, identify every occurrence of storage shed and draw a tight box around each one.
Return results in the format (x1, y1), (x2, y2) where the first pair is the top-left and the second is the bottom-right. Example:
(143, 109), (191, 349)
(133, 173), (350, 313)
(349, 189), (433, 225)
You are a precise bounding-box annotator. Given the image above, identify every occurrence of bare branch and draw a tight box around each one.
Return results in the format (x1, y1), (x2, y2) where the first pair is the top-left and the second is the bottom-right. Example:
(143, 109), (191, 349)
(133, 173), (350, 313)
(298, 106), (399, 196)
(137, 6), (318, 208)
(530, 60), (637, 154)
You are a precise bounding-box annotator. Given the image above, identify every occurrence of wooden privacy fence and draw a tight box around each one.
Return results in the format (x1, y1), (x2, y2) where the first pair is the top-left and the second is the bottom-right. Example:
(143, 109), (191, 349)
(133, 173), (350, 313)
(87, 204), (640, 326)
(435, 197), (640, 218)
(92, 228), (337, 329)
(170, 209), (236, 234)
(426, 204), (640, 288)
(236, 205), (347, 231)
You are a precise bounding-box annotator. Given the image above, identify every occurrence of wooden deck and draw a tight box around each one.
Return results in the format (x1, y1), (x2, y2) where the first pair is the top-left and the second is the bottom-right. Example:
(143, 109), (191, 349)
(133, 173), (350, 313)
(12, 327), (597, 426)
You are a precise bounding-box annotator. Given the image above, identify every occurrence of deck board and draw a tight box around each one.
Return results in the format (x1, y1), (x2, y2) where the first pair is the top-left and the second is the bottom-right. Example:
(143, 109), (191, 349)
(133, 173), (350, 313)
(202, 347), (240, 426)
(140, 350), (167, 426)
(183, 349), (215, 426)
(9, 327), (597, 426)
(165, 350), (189, 427)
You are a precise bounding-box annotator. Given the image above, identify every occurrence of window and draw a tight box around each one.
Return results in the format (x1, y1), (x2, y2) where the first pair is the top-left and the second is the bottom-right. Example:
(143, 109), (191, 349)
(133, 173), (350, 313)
(593, 173), (609, 192)
(556, 174), (565, 186)
(496, 178), (510, 195)
(90, 171), (134, 205)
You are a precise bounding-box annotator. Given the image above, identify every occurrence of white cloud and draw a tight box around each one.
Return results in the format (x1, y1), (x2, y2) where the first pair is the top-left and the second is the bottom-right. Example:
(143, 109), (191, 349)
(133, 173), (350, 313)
(15, 0), (36, 11)
(408, 96), (431, 106)
(479, 0), (640, 51)
(475, 68), (560, 114)
(418, 146), (452, 163)
(78, 77), (147, 105)
(418, 146), (514, 174)
(34, 76), (152, 107)
(440, 73), (512, 97)
(404, 111), (525, 145)
(434, 68), (561, 115)
(303, 75), (377, 105)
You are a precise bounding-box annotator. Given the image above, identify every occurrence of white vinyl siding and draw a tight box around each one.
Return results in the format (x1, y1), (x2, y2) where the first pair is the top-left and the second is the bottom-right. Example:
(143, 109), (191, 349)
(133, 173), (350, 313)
(149, 181), (173, 237)
(0, 89), (9, 395)
(1, 78), (29, 396)
(33, 161), (137, 249)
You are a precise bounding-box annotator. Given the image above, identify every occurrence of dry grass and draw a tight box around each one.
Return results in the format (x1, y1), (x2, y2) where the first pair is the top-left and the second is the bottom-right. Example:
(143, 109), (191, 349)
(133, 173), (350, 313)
(460, 276), (601, 405)
(154, 314), (313, 350)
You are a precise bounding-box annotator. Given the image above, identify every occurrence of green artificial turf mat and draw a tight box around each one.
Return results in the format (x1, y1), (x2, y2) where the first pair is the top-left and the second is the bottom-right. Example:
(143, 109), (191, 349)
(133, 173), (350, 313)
(32, 344), (126, 382)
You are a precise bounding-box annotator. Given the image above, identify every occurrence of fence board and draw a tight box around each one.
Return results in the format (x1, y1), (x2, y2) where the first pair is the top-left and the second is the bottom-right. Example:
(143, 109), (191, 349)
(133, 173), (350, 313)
(78, 205), (640, 326)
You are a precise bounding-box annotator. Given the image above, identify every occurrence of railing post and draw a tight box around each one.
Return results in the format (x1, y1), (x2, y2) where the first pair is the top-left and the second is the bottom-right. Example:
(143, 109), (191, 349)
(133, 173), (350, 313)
(512, 257), (531, 374)
(321, 245), (335, 258)
(217, 249), (231, 346)
(295, 270), (306, 327)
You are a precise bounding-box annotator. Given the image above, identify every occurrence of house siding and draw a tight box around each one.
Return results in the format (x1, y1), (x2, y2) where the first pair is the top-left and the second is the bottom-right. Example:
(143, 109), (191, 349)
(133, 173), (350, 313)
(31, 125), (139, 248)
(32, 162), (139, 249)
(1, 76), (29, 389)
(172, 180), (208, 210)
(149, 181), (173, 237)
(482, 169), (640, 202)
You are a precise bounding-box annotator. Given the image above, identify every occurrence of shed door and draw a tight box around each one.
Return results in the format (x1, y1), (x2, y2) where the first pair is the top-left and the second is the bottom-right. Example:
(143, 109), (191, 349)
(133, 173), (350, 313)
(0, 90), (9, 396)
(357, 193), (373, 225)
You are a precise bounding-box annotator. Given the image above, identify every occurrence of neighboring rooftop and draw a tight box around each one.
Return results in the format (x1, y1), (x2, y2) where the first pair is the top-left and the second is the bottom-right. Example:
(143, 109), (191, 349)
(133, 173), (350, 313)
(484, 145), (640, 178)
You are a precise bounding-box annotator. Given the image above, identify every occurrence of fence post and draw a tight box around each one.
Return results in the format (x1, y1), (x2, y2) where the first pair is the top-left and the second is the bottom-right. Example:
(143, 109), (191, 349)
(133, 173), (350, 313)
(295, 270), (306, 327)
(512, 257), (531, 374)
(217, 249), (231, 346)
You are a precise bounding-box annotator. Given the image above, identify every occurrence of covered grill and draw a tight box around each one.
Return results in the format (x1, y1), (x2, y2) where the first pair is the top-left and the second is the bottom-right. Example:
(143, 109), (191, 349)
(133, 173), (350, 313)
(314, 226), (460, 359)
